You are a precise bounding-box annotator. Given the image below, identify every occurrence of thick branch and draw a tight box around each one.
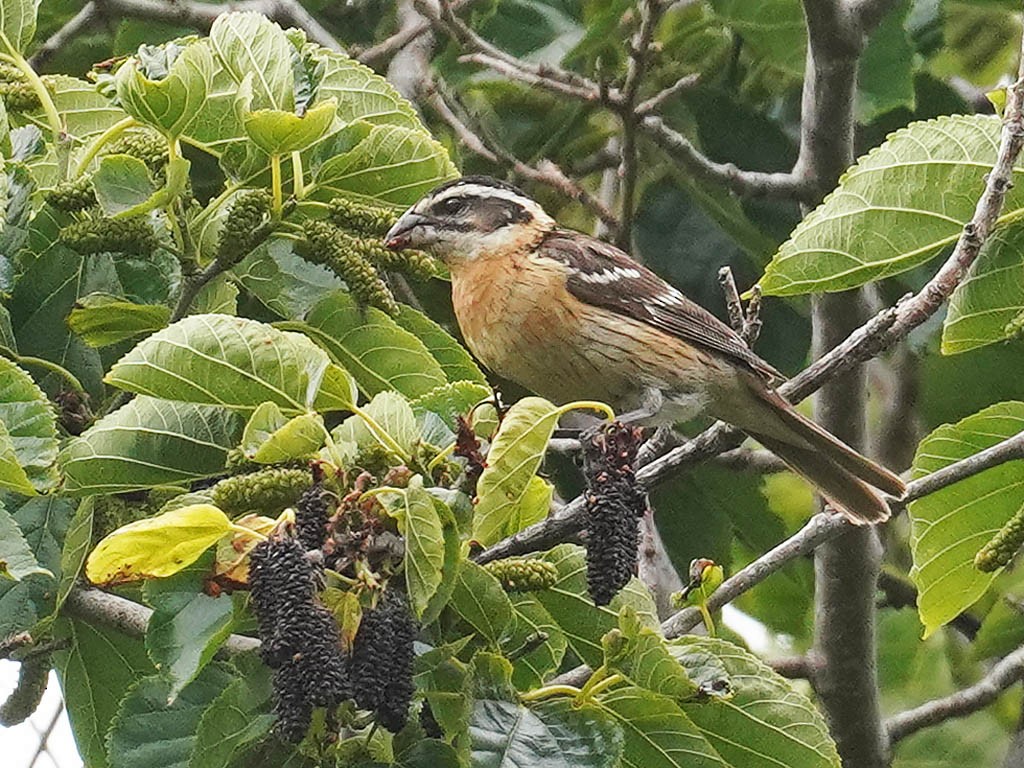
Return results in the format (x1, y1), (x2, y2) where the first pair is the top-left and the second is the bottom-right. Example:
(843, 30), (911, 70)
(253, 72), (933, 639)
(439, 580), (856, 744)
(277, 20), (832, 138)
(65, 586), (260, 655)
(29, 2), (100, 69)
(887, 645), (1024, 743)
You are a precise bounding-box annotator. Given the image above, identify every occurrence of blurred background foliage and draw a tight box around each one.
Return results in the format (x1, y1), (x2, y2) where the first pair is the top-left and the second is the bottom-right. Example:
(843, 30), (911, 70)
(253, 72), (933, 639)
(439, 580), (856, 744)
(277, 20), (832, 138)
(27, 0), (1024, 763)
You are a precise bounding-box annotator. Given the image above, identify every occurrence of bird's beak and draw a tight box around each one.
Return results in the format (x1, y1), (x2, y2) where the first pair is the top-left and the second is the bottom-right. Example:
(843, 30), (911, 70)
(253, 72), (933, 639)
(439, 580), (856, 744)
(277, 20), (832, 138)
(385, 211), (434, 250)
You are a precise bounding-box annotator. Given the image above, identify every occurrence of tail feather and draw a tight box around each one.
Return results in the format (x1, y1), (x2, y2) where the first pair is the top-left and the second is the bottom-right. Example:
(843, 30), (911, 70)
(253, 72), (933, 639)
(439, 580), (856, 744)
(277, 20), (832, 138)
(752, 433), (892, 524)
(756, 389), (906, 498)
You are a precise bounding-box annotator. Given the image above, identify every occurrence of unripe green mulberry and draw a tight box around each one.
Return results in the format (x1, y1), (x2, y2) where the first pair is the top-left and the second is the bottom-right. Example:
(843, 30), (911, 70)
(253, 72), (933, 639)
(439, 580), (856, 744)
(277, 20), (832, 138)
(210, 467), (312, 516)
(339, 230), (436, 282)
(215, 190), (274, 267)
(301, 220), (398, 314)
(485, 557), (559, 592)
(110, 130), (168, 169)
(44, 176), (97, 212)
(0, 81), (40, 111)
(60, 216), (158, 257)
(975, 509), (1024, 572)
(327, 197), (398, 236)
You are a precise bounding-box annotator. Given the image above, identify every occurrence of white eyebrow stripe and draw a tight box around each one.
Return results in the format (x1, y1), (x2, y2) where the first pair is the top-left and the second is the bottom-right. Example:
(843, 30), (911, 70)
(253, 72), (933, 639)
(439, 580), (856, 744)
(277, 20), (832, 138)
(430, 183), (535, 207)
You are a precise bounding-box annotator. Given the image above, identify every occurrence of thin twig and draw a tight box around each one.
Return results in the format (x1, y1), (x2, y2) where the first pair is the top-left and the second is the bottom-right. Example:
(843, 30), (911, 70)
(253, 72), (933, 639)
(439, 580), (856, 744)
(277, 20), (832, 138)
(27, 700), (62, 768)
(636, 73), (701, 114)
(887, 645), (1024, 743)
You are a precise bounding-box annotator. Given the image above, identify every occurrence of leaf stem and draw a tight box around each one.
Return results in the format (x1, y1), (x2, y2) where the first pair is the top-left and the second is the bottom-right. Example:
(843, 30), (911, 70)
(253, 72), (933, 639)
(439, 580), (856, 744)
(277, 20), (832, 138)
(270, 154), (283, 217)
(426, 440), (457, 472)
(519, 684), (581, 702)
(0, 347), (85, 394)
(350, 404), (413, 463)
(0, 40), (61, 142)
(74, 116), (137, 177)
(228, 523), (267, 541)
(559, 400), (616, 421)
(291, 151), (305, 198)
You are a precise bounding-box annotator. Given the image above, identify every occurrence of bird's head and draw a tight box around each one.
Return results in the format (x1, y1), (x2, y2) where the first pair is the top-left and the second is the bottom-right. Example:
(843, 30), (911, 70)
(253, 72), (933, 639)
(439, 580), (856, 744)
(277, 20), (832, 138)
(384, 176), (555, 263)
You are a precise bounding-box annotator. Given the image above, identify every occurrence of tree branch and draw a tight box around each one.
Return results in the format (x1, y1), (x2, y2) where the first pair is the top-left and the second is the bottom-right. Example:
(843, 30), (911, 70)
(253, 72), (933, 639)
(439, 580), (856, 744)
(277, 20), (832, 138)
(90, 0), (343, 52)
(29, 2), (100, 69)
(65, 586), (260, 655)
(886, 645), (1024, 744)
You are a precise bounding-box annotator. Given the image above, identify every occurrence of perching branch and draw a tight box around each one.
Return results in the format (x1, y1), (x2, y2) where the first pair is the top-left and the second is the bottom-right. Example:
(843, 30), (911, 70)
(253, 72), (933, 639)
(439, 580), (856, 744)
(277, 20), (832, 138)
(29, 2), (100, 69)
(886, 644), (1024, 743)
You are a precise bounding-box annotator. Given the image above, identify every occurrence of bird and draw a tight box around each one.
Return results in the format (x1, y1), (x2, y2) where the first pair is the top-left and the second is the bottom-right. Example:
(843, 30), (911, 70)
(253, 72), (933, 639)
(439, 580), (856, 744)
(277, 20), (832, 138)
(384, 175), (906, 523)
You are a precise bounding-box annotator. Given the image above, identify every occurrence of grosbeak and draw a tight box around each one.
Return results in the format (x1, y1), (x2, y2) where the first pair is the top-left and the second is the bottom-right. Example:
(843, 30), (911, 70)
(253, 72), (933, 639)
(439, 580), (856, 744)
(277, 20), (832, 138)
(385, 176), (905, 523)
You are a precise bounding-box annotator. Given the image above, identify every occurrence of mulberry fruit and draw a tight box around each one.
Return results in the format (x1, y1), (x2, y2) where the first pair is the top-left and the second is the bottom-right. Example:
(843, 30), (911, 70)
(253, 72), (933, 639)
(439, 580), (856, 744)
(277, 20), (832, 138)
(215, 189), (274, 267)
(351, 588), (417, 733)
(327, 197), (398, 236)
(484, 557), (559, 592)
(295, 482), (332, 552)
(60, 216), (158, 257)
(976, 508), (1024, 572)
(300, 220), (398, 314)
(248, 534), (351, 742)
(110, 129), (168, 170)
(44, 176), (97, 212)
(210, 467), (312, 516)
(582, 423), (646, 606)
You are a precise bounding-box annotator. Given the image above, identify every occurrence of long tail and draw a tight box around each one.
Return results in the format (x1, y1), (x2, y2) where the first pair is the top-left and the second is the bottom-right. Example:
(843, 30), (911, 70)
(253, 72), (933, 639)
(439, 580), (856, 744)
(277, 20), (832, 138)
(742, 388), (906, 525)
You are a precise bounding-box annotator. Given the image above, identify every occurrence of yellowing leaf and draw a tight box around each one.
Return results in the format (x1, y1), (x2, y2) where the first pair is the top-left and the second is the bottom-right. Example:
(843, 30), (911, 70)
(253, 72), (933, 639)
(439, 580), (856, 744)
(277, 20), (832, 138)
(86, 504), (232, 584)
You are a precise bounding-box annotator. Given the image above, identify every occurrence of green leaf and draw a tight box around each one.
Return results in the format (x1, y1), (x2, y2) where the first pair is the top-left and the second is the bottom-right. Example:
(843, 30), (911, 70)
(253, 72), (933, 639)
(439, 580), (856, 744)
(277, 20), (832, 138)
(595, 686), (726, 768)
(508, 594), (567, 690)
(312, 123), (458, 206)
(68, 292), (170, 347)
(59, 397), (242, 495)
(0, 354), (59, 490)
(144, 554), (236, 703)
(0, 0), (39, 54)
(377, 475), (446, 618)
(0, 419), (35, 494)
(972, 595), (1024, 660)
(188, 673), (274, 768)
(394, 306), (487, 385)
(334, 390), (418, 456)
(35, 497), (93, 633)
(0, 500), (51, 579)
(472, 397), (562, 547)
(449, 560), (515, 646)
(106, 314), (356, 414)
(241, 402), (325, 464)
(107, 663), (237, 768)
(116, 40), (215, 138)
(942, 221), (1024, 354)
(856, 0), (915, 122)
(410, 381), (493, 430)
(604, 609), (697, 701)
(469, 695), (623, 768)
(231, 235), (344, 318)
(92, 154), (158, 216)
(297, 291), (447, 399)
(316, 50), (422, 131)
(208, 11), (294, 112)
(13, 495), (74, 574)
(760, 115), (1023, 295)
(676, 637), (841, 768)
(710, 0), (806, 78)
(532, 545), (659, 668)
(54, 617), (155, 768)
(909, 401), (1024, 636)
(85, 503), (233, 585)
(413, 640), (472, 739)
(421, 497), (463, 626)
(30, 75), (129, 145)
(244, 100), (337, 156)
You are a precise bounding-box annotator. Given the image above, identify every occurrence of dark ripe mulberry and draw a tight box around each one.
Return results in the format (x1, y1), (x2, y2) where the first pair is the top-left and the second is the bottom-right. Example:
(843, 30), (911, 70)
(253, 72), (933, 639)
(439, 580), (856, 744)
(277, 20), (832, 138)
(59, 216), (158, 257)
(249, 534), (351, 742)
(44, 176), (97, 213)
(210, 467), (312, 516)
(300, 220), (399, 314)
(295, 482), (332, 552)
(976, 508), (1024, 572)
(582, 423), (646, 606)
(351, 588), (417, 733)
(215, 189), (274, 267)
(484, 557), (559, 592)
(419, 701), (443, 740)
